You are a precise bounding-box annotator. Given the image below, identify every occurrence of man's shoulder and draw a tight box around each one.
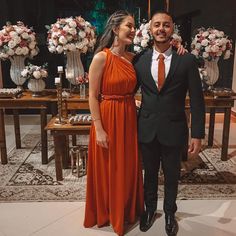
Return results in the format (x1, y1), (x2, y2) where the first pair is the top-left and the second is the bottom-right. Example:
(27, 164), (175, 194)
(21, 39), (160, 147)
(175, 51), (196, 61)
(133, 48), (151, 64)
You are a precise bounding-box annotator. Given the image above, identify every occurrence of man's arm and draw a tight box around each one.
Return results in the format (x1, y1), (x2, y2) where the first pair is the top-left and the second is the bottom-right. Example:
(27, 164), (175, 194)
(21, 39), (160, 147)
(187, 55), (205, 156)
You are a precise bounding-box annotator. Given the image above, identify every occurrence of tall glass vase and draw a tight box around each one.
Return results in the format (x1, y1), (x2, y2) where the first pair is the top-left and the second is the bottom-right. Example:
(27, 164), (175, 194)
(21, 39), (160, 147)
(204, 58), (219, 90)
(65, 50), (84, 85)
(9, 56), (26, 89)
(79, 83), (86, 99)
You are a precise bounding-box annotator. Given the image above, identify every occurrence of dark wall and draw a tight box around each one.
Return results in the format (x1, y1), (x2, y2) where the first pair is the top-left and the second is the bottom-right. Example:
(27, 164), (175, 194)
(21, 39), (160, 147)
(170, 0), (236, 88)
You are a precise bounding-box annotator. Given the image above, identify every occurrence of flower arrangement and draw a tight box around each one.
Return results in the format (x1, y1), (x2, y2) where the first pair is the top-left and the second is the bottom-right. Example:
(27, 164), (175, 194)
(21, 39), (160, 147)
(191, 27), (232, 61)
(75, 72), (89, 84)
(0, 21), (39, 60)
(21, 63), (48, 80)
(46, 16), (96, 54)
(133, 21), (182, 53)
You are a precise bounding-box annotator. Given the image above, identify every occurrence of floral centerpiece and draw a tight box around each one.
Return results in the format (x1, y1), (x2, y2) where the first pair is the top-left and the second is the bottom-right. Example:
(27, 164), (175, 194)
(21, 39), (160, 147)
(46, 16), (96, 54)
(133, 21), (182, 53)
(75, 72), (89, 99)
(46, 16), (96, 85)
(191, 27), (233, 88)
(191, 27), (232, 61)
(0, 21), (39, 59)
(21, 63), (48, 96)
(0, 21), (39, 88)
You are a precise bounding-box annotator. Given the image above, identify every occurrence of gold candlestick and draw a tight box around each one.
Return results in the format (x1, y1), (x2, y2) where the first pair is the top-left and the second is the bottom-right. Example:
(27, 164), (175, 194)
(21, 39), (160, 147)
(55, 72), (66, 124)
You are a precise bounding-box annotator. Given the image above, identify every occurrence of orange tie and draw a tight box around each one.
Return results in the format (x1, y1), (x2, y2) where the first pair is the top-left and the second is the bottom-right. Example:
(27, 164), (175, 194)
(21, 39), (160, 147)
(157, 54), (165, 91)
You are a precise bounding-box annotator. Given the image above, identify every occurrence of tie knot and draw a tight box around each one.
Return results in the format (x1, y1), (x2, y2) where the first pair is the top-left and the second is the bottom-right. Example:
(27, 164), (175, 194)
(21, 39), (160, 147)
(158, 54), (165, 60)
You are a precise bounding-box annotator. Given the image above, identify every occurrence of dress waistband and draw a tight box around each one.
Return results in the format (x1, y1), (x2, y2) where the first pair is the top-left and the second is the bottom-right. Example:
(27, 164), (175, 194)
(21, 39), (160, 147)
(100, 94), (134, 101)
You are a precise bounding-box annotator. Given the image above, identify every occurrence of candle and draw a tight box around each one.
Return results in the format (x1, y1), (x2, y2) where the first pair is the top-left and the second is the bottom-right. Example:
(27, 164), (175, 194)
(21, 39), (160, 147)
(57, 66), (63, 73)
(55, 77), (60, 84)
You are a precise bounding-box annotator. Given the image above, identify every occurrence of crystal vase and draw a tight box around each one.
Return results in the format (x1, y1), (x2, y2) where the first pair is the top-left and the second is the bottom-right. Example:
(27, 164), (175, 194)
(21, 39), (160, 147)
(79, 83), (86, 99)
(9, 56), (26, 89)
(28, 78), (46, 97)
(204, 58), (219, 90)
(65, 50), (84, 85)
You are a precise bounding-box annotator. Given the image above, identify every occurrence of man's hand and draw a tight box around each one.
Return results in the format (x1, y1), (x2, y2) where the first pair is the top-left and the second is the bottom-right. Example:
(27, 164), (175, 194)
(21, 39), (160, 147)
(188, 138), (202, 157)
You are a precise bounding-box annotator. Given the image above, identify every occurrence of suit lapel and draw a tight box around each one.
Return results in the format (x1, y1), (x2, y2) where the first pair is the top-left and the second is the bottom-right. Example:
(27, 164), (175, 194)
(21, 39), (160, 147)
(161, 50), (180, 92)
(142, 49), (159, 93)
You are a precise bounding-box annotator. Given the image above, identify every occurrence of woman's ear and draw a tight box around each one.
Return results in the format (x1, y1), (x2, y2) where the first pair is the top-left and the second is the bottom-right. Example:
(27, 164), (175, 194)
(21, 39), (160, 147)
(112, 26), (119, 36)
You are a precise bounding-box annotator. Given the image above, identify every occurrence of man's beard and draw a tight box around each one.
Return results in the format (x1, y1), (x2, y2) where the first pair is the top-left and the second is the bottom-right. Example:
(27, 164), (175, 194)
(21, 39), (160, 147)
(155, 35), (172, 44)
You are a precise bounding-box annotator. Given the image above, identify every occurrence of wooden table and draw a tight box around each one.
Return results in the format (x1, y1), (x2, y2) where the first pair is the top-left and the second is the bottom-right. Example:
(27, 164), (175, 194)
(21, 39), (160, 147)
(0, 90), (89, 165)
(185, 95), (235, 161)
(45, 117), (90, 181)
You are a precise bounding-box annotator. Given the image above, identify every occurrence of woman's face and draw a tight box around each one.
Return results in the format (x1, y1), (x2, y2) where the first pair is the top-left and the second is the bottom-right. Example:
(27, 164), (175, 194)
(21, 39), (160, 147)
(116, 16), (135, 45)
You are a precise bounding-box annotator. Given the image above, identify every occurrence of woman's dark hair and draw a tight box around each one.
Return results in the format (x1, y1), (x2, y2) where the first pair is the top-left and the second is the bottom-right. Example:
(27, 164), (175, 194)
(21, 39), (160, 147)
(94, 10), (132, 54)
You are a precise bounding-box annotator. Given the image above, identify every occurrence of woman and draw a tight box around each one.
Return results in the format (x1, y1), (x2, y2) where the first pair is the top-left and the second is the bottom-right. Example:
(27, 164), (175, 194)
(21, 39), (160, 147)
(84, 10), (186, 235)
(84, 10), (144, 236)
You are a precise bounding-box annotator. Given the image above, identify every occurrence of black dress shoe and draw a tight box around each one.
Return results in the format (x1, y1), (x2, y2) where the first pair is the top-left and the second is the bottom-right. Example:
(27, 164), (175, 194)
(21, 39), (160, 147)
(139, 211), (157, 232)
(165, 215), (179, 236)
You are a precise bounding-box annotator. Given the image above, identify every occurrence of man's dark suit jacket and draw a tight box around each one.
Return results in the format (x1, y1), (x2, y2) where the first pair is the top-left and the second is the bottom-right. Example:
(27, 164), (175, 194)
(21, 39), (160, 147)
(133, 48), (205, 147)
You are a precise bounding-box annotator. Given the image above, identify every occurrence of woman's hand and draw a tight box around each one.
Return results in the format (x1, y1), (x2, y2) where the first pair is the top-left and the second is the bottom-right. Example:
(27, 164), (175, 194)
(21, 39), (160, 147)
(170, 39), (188, 55)
(96, 129), (109, 149)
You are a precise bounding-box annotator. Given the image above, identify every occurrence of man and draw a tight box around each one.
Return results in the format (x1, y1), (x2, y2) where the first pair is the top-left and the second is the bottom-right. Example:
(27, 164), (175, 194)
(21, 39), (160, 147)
(134, 11), (205, 236)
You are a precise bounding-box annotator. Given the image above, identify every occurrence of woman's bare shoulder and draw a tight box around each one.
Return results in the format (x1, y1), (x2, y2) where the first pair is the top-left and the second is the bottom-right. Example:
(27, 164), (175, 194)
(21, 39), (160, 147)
(93, 51), (107, 63)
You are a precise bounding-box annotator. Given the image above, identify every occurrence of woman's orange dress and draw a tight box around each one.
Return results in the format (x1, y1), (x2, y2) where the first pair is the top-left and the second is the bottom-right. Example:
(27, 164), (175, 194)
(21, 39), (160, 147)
(84, 48), (144, 236)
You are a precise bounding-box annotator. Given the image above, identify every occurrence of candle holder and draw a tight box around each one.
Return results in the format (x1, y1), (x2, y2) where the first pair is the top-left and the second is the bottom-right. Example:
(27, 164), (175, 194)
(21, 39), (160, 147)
(55, 72), (67, 125)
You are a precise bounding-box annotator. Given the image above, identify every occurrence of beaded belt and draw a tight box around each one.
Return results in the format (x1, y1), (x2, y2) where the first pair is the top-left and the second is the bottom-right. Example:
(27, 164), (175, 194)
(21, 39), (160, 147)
(100, 94), (134, 101)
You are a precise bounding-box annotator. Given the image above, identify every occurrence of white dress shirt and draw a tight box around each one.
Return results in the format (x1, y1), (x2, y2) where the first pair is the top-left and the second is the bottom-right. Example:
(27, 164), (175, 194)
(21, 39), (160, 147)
(151, 47), (173, 87)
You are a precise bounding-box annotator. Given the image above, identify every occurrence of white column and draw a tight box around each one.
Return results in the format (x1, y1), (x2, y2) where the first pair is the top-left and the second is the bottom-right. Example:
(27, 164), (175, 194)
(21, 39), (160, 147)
(232, 41), (236, 113)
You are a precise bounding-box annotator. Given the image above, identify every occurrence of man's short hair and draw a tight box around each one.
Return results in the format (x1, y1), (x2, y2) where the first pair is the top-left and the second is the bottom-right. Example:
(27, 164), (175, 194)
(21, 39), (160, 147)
(151, 10), (174, 22)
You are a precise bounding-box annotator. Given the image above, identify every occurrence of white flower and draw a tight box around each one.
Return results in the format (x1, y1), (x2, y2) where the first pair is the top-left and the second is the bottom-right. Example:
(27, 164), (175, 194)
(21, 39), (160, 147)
(30, 48), (38, 57)
(201, 39), (209, 46)
(59, 36), (67, 45)
(202, 52), (209, 58)
(208, 34), (216, 40)
(7, 48), (14, 56)
(141, 39), (148, 48)
(56, 45), (64, 54)
(21, 68), (28, 77)
(79, 31), (86, 38)
(41, 70), (48, 78)
(22, 47), (29, 55)
(211, 45), (220, 53)
(21, 32), (29, 39)
(33, 70), (42, 79)
(195, 43), (201, 50)
(68, 20), (77, 28)
(9, 31), (17, 37)
(15, 47), (23, 55)
(191, 49), (199, 56)
(202, 31), (209, 37)
(29, 41), (36, 49)
(134, 45), (141, 53)
(8, 40), (17, 49)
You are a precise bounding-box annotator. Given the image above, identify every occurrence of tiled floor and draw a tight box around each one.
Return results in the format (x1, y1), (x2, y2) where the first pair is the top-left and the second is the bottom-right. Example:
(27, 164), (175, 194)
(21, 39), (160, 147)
(0, 114), (236, 236)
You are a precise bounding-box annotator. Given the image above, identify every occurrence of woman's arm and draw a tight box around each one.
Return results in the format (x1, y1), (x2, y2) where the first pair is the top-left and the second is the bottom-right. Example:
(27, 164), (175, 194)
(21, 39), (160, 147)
(89, 51), (109, 148)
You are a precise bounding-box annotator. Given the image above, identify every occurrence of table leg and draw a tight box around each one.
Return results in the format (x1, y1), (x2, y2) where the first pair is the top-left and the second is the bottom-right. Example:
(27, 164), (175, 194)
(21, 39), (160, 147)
(41, 109), (48, 164)
(54, 134), (63, 181)
(0, 109), (7, 164)
(221, 108), (231, 161)
(208, 108), (215, 147)
(13, 109), (21, 149)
